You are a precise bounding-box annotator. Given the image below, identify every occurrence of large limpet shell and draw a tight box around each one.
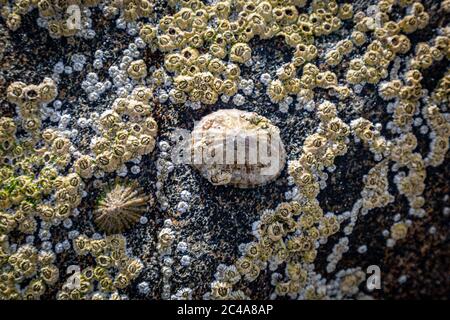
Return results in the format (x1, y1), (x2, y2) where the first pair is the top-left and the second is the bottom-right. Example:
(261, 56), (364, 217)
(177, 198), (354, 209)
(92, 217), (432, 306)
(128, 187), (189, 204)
(191, 109), (286, 188)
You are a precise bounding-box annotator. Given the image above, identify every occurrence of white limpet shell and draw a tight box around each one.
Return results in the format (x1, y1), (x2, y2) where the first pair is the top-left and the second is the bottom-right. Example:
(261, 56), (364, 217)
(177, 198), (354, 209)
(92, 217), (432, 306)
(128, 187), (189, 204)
(191, 109), (286, 188)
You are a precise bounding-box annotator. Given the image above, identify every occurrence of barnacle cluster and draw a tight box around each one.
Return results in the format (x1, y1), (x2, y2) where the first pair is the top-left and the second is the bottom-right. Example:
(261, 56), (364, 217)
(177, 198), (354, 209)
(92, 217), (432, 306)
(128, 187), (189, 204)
(202, 0), (448, 299)
(424, 104), (450, 167)
(0, 114), (84, 298)
(58, 234), (143, 299)
(105, 0), (154, 22)
(261, 0), (354, 102)
(432, 70), (450, 104)
(360, 160), (393, 210)
(1, 0), (100, 36)
(290, 101), (350, 200)
(0, 0), (449, 301)
(0, 243), (59, 299)
(0, 120), (83, 234)
(208, 198), (339, 299)
(127, 59), (148, 81)
(7, 78), (58, 133)
(92, 88), (157, 173)
(137, 0), (357, 106)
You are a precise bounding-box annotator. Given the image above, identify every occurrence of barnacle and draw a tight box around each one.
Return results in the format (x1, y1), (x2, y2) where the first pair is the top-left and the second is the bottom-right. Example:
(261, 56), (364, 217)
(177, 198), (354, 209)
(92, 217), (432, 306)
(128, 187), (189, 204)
(157, 227), (175, 251)
(267, 80), (286, 103)
(74, 155), (95, 179)
(390, 222), (408, 241)
(339, 270), (366, 296)
(127, 60), (148, 80)
(1, 0), (107, 36)
(229, 43), (252, 64)
(7, 78), (57, 132)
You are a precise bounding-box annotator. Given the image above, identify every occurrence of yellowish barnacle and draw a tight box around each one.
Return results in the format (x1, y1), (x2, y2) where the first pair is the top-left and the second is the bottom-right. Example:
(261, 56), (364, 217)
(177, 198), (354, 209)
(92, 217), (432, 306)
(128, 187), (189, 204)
(22, 117), (41, 132)
(126, 259), (143, 279)
(74, 155), (95, 179)
(267, 80), (286, 103)
(267, 221), (285, 242)
(229, 42), (252, 64)
(277, 63), (297, 80)
(157, 227), (175, 250)
(52, 137), (71, 155)
(338, 3), (353, 20)
(40, 265), (59, 285)
(351, 30), (367, 46)
(390, 222), (408, 241)
(6, 13), (22, 31)
(127, 60), (148, 80)
(235, 256), (253, 276)
(73, 235), (91, 256)
(211, 281), (232, 300)
(38, 78), (58, 103)
(132, 86), (153, 103)
(201, 89), (219, 105)
(325, 49), (342, 66)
